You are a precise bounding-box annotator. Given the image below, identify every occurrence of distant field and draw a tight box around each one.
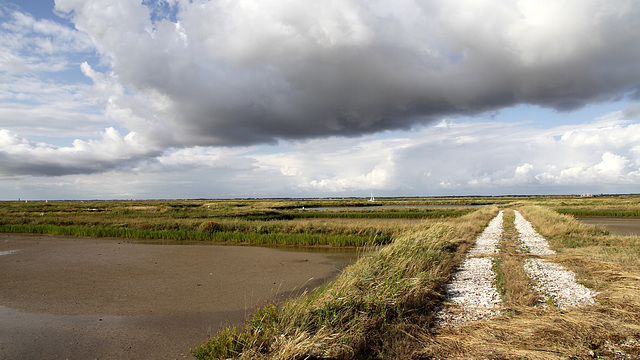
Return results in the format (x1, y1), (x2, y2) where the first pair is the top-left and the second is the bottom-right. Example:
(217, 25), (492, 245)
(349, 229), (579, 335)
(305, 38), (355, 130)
(0, 197), (511, 247)
(1, 195), (638, 247)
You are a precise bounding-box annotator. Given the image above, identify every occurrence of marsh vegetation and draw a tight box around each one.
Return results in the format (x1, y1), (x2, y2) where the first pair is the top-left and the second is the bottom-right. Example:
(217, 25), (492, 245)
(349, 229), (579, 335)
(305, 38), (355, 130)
(1, 195), (639, 359)
(0, 197), (494, 247)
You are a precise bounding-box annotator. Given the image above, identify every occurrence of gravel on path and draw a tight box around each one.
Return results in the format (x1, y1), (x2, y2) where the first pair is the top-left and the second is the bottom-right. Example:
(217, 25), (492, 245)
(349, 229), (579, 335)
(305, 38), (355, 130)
(513, 211), (598, 309)
(523, 258), (598, 309)
(513, 210), (554, 255)
(437, 211), (503, 326)
(468, 210), (504, 255)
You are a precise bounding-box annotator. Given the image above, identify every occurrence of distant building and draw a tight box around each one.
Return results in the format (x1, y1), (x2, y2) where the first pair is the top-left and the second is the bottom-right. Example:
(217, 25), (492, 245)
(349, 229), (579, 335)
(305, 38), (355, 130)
(581, 193), (594, 198)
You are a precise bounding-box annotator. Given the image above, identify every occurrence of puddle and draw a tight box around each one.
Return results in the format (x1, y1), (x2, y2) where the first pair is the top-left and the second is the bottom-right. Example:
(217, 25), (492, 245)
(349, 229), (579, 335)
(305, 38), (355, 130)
(0, 249), (20, 256)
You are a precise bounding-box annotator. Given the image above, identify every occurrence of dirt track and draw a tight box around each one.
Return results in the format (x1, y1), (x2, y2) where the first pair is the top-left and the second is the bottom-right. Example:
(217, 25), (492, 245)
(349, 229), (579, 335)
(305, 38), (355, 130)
(0, 234), (356, 359)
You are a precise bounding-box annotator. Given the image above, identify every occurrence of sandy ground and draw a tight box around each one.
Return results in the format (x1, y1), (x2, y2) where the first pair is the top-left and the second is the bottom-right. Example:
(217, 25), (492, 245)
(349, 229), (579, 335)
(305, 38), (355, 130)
(0, 234), (357, 360)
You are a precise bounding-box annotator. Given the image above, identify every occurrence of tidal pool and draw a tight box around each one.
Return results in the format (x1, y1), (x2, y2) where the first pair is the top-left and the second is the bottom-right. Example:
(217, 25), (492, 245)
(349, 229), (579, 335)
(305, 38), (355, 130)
(0, 234), (359, 359)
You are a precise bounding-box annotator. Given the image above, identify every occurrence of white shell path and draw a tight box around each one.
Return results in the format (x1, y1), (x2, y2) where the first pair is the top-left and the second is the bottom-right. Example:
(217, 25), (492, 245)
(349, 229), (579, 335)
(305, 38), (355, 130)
(437, 211), (503, 326)
(515, 211), (597, 309)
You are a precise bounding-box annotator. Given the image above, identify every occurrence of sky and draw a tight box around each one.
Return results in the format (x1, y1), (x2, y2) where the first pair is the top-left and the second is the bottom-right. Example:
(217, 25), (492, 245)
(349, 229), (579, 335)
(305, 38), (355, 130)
(1, 0), (639, 200)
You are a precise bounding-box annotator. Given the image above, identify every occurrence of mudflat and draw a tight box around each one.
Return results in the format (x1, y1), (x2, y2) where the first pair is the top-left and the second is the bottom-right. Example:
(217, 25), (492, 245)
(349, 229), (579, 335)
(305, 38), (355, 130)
(575, 216), (640, 236)
(0, 234), (356, 359)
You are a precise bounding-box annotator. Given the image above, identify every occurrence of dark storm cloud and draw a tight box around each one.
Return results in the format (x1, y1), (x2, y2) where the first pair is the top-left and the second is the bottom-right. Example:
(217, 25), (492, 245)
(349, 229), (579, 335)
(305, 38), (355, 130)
(48, 0), (640, 148)
(50, 0), (640, 147)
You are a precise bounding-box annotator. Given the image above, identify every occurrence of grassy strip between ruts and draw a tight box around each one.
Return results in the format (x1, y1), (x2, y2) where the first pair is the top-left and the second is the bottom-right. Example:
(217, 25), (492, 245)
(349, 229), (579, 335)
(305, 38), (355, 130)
(492, 210), (539, 308)
(191, 207), (498, 360)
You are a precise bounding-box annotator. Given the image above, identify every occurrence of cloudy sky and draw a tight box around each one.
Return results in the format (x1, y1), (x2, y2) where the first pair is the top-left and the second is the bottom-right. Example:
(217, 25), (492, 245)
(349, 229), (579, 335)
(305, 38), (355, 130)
(1, 0), (639, 200)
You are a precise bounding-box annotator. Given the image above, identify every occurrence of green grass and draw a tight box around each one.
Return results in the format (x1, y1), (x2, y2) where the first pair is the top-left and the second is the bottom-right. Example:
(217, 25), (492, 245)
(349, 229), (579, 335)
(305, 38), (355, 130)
(555, 208), (640, 217)
(286, 209), (472, 219)
(0, 224), (389, 247)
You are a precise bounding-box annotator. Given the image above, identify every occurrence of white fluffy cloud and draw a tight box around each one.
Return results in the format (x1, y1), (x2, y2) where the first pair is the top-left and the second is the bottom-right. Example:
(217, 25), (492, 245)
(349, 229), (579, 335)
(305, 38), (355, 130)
(0, 127), (153, 176)
(0, 6), (93, 73)
(3, 110), (639, 199)
(0, 3), (107, 141)
(245, 115), (640, 195)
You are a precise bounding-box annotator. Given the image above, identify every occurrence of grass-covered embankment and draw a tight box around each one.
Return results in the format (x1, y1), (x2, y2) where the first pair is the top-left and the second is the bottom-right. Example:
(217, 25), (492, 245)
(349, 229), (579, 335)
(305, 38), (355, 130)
(191, 207), (499, 359)
(555, 208), (640, 217)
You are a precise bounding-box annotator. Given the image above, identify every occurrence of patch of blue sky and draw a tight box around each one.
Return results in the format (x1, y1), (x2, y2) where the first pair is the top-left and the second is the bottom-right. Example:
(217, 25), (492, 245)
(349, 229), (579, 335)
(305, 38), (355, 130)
(468, 100), (633, 128)
(29, 124), (131, 147)
(27, 135), (80, 147)
(3, 0), (50, 17)
(242, 144), (291, 156)
(142, 0), (180, 24)
(42, 61), (98, 85)
(3, 0), (73, 27)
(448, 53), (464, 64)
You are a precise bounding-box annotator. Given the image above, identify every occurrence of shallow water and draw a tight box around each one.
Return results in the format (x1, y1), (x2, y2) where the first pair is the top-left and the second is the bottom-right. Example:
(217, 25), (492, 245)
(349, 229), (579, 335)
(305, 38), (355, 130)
(575, 217), (640, 236)
(0, 234), (359, 359)
(0, 305), (245, 360)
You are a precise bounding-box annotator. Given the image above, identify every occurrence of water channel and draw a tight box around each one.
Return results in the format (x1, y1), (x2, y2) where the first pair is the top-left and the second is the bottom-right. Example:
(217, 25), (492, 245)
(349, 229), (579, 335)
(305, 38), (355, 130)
(575, 216), (640, 236)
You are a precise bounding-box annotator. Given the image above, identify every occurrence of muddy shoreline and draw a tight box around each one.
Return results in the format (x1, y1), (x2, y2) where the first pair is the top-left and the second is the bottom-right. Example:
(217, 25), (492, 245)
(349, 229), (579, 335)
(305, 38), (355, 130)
(0, 234), (357, 359)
